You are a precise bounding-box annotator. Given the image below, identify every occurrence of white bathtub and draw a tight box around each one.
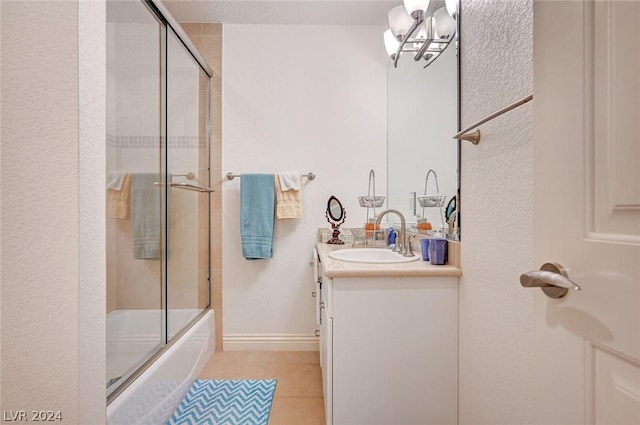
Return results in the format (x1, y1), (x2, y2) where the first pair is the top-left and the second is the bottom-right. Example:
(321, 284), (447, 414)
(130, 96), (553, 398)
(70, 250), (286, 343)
(106, 309), (215, 425)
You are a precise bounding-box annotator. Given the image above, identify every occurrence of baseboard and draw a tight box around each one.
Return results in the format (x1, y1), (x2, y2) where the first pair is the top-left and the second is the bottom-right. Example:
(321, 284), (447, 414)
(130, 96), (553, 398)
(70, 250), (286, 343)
(223, 333), (319, 351)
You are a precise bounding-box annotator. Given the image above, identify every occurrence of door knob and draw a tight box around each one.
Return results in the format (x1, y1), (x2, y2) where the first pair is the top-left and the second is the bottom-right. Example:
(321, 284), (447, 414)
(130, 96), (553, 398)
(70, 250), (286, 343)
(520, 262), (581, 298)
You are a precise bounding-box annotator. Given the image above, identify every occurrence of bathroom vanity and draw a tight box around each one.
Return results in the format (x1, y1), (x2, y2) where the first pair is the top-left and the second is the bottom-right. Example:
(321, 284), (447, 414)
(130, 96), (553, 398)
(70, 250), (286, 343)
(316, 242), (460, 425)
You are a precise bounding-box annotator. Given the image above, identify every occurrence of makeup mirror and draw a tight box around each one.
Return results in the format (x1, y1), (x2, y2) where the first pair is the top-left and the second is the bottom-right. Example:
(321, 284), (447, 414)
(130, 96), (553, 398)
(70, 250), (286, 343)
(325, 196), (346, 244)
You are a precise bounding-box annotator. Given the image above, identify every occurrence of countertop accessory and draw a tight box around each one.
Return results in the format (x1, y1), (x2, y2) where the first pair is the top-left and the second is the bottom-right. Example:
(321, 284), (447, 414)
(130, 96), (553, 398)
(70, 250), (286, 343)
(325, 196), (346, 245)
(428, 237), (447, 265)
(420, 238), (430, 261)
(359, 169), (385, 216)
(418, 169), (445, 228)
(355, 169), (386, 246)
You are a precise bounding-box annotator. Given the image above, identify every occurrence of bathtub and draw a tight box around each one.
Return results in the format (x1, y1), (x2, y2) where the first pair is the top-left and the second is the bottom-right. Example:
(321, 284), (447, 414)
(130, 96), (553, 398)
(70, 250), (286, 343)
(106, 309), (215, 425)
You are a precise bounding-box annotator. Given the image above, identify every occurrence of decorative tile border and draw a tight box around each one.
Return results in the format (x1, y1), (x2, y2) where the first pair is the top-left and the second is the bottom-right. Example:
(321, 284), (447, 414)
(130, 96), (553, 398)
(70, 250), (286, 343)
(107, 133), (206, 149)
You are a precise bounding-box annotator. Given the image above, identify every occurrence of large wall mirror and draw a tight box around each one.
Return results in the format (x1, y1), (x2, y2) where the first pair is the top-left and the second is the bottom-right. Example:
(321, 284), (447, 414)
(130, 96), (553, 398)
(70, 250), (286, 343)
(386, 0), (459, 240)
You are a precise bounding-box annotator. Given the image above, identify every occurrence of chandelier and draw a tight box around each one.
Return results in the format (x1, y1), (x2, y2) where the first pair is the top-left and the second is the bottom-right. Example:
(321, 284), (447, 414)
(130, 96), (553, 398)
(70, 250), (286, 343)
(384, 0), (458, 68)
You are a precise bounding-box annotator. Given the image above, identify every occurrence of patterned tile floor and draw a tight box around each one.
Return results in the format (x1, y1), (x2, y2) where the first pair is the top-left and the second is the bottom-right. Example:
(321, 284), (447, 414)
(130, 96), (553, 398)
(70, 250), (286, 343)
(198, 351), (325, 425)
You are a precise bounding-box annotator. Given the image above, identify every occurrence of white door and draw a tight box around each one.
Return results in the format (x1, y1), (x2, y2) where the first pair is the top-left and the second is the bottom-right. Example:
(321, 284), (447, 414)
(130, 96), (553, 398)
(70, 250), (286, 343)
(532, 1), (640, 424)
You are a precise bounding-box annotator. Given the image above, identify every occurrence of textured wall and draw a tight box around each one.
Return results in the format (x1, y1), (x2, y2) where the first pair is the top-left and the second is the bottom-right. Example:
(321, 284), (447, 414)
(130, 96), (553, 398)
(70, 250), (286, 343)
(458, 0), (535, 423)
(222, 24), (387, 347)
(2, 1), (78, 422)
(78, 1), (107, 421)
(1, 2), (106, 422)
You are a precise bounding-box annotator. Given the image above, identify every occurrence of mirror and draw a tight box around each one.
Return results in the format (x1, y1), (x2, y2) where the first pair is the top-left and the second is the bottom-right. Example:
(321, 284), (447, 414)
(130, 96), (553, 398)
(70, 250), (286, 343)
(327, 196), (345, 222)
(325, 196), (346, 244)
(445, 196), (456, 222)
(385, 0), (460, 240)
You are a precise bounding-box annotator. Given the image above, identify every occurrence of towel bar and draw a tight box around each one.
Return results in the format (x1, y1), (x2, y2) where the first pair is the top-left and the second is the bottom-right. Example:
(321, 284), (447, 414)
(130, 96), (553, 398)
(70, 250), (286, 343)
(453, 93), (533, 145)
(154, 182), (215, 193)
(226, 172), (316, 181)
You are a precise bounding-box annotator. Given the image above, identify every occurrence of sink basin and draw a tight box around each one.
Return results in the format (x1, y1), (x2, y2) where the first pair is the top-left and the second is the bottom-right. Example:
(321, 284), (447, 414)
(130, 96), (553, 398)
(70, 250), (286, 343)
(328, 248), (419, 263)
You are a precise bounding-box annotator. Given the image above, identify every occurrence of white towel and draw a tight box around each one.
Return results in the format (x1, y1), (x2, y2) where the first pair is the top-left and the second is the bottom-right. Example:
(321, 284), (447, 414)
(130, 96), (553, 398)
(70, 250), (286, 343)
(275, 175), (303, 219)
(107, 173), (131, 219)
(278, 172), (301, 191)
(106, 171), (127, 191)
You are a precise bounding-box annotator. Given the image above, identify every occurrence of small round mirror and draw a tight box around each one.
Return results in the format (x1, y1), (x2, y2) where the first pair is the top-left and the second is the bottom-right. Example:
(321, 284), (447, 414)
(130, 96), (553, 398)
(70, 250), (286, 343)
(327, 196), (344, 222)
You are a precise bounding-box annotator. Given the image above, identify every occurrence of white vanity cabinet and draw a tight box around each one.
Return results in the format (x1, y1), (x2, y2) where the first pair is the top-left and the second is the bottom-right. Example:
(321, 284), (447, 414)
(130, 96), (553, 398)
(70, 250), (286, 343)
(320, 272), (458, 425)
(320, 280), (332, 424)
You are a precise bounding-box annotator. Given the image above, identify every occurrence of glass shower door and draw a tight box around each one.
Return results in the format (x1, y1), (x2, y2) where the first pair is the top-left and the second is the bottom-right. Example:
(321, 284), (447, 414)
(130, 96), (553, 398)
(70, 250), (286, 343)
(166, 28), (211, 340)
(106, 0), (166, 397)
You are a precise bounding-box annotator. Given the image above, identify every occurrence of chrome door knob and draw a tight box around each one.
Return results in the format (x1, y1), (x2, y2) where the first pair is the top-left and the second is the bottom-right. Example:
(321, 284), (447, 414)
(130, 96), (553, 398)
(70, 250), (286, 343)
(520, 262), (582, 298)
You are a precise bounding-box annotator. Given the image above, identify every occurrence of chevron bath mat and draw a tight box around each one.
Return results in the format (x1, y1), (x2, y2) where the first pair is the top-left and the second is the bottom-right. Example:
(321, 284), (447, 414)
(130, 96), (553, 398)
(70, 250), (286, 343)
(167, 379), (277, 425)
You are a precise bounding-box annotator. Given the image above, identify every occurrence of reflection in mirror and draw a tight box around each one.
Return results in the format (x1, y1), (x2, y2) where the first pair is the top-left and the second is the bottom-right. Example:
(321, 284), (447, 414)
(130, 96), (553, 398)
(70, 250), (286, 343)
(328, 196), (345, 222)
(445, 196), (456, 222)
(325, 196), (346, 244)
(386, 3), (459, 240)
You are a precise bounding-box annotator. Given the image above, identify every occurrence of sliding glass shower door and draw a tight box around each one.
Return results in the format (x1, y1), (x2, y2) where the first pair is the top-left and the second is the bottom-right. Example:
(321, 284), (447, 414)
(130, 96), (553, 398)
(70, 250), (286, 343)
(166, 28), (211, 340)
(106, 0), (165, 397)
(106, 0), (211, 400)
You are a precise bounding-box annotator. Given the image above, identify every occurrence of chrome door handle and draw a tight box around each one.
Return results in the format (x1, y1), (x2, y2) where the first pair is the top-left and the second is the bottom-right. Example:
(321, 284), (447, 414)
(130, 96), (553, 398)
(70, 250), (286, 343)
(520, 262), (581, 298)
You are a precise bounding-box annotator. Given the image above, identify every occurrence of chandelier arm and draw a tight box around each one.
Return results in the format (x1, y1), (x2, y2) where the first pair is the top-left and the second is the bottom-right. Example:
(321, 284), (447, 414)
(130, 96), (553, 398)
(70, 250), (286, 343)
(413, 37), (434, 61)
(393, 18), (423, 68)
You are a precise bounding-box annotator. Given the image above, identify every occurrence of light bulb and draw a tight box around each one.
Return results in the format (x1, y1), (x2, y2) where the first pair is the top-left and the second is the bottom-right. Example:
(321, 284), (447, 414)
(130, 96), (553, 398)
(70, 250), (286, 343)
(403, 0), (430, 19)
(388, 6), (414, 40)
(434, 7), (456, 40)
(445, 0), (458, 19)
(383, 29), (400, 60)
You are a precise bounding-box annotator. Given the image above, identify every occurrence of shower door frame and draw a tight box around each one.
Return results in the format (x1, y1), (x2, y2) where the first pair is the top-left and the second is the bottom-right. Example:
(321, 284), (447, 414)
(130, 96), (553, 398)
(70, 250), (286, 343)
(106, 0), (213, 404)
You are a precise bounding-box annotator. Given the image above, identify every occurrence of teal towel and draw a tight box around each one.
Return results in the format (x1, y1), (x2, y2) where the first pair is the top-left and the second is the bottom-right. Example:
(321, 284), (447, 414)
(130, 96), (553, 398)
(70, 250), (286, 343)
(241, 174), (275, 259)
(130, 173), (161, 259)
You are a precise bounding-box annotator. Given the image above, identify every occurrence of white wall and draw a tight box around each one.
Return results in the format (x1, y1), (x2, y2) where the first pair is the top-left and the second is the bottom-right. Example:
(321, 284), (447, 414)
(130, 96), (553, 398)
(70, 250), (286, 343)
(458, 0), (535, 423)
(1, 1), (106, 423)
(222, 24), (388, 348)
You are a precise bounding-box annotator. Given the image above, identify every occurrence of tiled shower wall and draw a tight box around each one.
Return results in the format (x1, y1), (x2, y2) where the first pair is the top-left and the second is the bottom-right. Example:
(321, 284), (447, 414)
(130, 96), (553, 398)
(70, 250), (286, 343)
(181, 22), (223, 351)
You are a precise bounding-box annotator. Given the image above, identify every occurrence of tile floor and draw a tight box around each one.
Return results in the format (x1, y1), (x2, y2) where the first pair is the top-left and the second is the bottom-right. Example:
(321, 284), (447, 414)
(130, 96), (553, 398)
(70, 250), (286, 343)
(198, 351), (326, 425)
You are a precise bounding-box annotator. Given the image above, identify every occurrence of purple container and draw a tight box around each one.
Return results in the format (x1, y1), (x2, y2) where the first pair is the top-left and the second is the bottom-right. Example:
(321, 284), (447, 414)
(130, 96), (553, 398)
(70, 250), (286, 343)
(420, 238), (430, 261)
(428, 238), (448, 265)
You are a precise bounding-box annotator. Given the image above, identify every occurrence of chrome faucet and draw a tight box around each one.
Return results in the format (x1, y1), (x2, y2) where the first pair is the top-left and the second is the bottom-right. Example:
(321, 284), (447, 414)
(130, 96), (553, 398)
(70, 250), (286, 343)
(375, 209), (414, 257)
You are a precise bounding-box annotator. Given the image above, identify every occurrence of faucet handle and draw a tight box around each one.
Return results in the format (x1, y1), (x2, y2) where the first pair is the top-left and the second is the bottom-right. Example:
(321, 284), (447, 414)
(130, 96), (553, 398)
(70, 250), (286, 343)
(403, 234), (415, 257)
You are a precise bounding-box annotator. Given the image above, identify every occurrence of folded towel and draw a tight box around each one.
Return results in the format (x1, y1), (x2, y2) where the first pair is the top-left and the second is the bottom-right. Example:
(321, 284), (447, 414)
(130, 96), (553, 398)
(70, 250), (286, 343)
(106, 173), (131, 219)
(241, 174), (275, 259)
(106, 171), (127, 191)
(278, 172), (301, 191)
(130, 173), (161, 259)
(275, 175), (303, 219)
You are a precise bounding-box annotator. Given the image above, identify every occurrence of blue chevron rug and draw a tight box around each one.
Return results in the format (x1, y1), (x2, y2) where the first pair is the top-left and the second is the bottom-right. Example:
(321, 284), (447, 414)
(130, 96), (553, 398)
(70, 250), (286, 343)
(167, 379), (277, 425)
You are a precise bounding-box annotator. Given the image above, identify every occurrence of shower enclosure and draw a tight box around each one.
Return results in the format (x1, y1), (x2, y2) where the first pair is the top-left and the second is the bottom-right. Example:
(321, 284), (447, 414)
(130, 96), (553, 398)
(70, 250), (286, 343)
(106, 0), (212, 401)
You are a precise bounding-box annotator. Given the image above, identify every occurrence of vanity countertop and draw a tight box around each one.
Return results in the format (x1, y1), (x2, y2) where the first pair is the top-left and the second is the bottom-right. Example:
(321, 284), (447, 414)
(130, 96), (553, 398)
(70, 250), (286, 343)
(316, 242), (462, 278)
